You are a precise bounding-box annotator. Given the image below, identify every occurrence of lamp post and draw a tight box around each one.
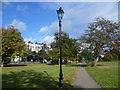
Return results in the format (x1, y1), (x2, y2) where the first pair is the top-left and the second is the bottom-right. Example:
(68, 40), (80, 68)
(57, 7), (64, 88)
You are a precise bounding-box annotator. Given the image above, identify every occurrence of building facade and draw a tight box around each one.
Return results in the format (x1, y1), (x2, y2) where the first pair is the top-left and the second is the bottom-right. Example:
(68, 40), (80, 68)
(25, 41), (44, 53)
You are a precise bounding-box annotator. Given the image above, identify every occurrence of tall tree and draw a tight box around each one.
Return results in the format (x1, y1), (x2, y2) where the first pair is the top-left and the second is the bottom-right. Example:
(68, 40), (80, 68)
(2, 25), (26, 64)
(50, 32), (79, 63)
(80, 17), (119, 66)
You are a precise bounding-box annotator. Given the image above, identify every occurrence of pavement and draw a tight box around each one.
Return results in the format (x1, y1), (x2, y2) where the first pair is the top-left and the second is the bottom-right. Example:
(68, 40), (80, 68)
(73, 65), (101, 89)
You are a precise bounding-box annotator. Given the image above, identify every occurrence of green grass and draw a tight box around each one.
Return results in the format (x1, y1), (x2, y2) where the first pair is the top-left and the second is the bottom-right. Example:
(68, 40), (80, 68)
(96, 61), (118, 66)
(2, 63), (77, 89)
(86, 61), (119, 88)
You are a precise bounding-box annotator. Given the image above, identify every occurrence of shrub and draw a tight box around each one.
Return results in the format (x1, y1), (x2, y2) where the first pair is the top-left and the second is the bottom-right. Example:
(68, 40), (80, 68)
(111, 53), (118, 61)
(103, 52), (118, 61)
(3, 57), (11, 64)
(103, 52), (113, 61)
(110, 49), (120, 60)
(79, 49), (95, 61)
(86, 61), (94, 67)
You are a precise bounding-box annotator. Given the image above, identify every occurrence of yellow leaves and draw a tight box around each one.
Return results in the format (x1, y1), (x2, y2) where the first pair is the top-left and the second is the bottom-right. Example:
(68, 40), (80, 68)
(2, 27), (26, 60)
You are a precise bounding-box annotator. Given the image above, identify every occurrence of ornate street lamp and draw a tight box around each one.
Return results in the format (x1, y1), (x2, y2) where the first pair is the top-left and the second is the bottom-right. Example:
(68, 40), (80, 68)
(56, 7), (64, 88)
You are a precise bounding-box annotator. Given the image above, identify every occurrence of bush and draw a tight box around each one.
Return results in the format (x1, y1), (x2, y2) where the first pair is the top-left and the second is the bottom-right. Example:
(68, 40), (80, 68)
(103, 52), (113, 61)
(86, 62), (94, 67)
(79, 49), (95, 61)
(51, 60), (59, 64)
(112, 53), (118, 61)
(103, 52), (119, 61)
(3, 57), (11, 64)
(110, 49), (120, 60)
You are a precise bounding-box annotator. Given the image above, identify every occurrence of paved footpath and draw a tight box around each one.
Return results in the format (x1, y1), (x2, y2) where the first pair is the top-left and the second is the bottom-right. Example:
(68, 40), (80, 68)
(73, 66), (101, 89)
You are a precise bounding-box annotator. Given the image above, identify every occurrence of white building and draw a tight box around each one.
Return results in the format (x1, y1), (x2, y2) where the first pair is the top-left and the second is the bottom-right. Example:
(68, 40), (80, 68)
(25, 41), (52, 53)
(25, 41), (44, 53)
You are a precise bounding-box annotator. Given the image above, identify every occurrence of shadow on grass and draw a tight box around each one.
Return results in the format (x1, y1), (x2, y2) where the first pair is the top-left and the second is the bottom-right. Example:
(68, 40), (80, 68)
(65, 64), (83, 67)
(67, 64), (82, 67)
(4, 64), (27, 67)
(65, 63), (103, 67)
(96, 64), (103, 66)
(2, 70), (72, 89)
(47, 63), (59, 65)
(66, 64), (95, 67)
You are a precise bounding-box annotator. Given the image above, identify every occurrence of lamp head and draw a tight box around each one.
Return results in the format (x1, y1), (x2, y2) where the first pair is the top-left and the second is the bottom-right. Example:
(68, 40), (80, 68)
(57, 7), (64, 21)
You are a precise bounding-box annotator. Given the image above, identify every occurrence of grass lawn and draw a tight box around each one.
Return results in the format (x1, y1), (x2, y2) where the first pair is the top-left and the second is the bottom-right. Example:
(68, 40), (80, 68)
(96, 61), (118, 66)
(86, 61), (119, 88)
(2, 63), (77, 89)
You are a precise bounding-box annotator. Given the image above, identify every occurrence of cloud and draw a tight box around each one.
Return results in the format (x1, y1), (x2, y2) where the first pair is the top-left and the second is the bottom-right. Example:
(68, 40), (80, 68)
(40, 2), (117, 39)
(39, 26), (48, 32)
(39, 20), (72, 34)
(39, 21), (58, 33)
(62, 20), (72, 31)
(16, 5), (28, 12)
(24, 37), (37, 42)
(42, 36), (55, 44)
(11, 19), (27, 30)
(63, 2), (117, 24)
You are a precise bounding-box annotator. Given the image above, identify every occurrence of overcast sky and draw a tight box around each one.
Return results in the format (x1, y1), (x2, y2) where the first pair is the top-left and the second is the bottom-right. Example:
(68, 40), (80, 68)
(2, 1), (118, 44)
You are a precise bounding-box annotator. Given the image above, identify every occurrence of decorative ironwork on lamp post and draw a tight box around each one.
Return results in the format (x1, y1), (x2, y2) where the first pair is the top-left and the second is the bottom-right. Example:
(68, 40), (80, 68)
(56, 7), (64, 88)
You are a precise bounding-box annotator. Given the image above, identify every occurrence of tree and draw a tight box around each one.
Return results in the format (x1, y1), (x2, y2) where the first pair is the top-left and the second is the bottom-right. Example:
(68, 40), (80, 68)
(103, 52), (118, 61)
(2, 26), (26, 64)
(50, 32), (80, 64)
(109, 49), (120, 60)
(103, 52), (113, 61)
(111, 53), (118, 61)
(80, 17), (119, 66)
(38, 50), (47, 61)
(79, 49), (94, 61)
(25, 49), (33, 62)
(32, 51), (38, 62)
(48, 48), (59, 64)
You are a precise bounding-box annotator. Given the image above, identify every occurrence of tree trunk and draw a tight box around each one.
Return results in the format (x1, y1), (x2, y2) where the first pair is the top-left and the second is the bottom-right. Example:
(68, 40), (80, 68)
(76, 60), (78, 64)
(92, 57), (99, 67)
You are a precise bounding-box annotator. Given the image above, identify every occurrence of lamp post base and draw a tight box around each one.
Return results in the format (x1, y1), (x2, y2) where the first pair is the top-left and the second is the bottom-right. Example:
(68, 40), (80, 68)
(59, 77), (63, 88)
